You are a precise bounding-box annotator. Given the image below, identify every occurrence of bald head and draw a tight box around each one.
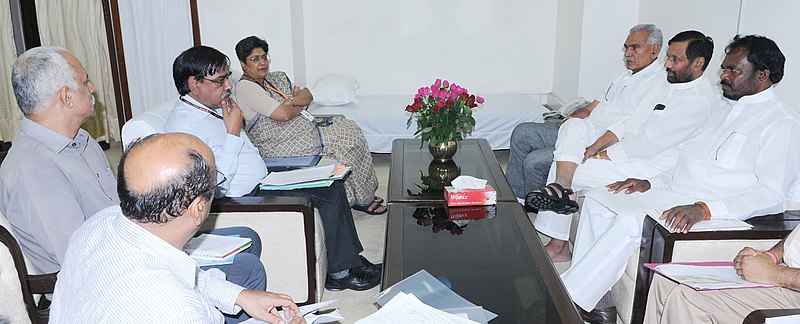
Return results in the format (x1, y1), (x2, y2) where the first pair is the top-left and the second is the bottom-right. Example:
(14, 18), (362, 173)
(118, 133), (216, 224)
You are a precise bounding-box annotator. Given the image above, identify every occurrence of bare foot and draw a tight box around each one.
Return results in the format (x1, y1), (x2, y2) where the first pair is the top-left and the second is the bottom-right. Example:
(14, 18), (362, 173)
(544, 239), (572, 262)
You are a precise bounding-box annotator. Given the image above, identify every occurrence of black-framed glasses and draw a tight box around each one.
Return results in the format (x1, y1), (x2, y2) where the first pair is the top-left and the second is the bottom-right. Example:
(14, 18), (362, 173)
(203, 72), (232, 86)
(199, 170), (227, 197)
(249, 54), (270, 63)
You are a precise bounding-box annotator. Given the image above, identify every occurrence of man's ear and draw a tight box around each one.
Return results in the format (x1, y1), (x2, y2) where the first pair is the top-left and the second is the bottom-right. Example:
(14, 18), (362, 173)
(651, 44), (661, 58)
(187, 196), (207, 227)
(692, 57), (706, 73)
(59, 86), (73, 109)
(187, 76), (200, 93)
(758, 69), (771, 84)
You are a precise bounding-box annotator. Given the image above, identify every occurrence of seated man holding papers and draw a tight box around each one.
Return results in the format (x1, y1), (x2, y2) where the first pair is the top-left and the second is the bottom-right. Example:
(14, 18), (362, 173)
(561, 35), (800, 323)
(165, 45), (381, 291)
(645, 224), (800, 323)
(50, 133), (304, 324)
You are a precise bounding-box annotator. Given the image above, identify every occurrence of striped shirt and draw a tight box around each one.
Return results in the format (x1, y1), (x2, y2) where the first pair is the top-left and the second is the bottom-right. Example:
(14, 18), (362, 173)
(50, 205), (244, 323)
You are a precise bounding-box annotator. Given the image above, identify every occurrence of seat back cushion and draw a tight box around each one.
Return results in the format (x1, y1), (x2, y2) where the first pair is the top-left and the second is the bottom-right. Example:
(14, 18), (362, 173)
(0, 212), (33, 324)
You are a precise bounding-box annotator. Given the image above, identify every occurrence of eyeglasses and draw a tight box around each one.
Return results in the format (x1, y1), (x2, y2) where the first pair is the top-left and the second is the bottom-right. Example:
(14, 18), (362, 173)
(199, 170), (228, 197)
(249, 54), (270, 64)
(203, 72), (232, 86)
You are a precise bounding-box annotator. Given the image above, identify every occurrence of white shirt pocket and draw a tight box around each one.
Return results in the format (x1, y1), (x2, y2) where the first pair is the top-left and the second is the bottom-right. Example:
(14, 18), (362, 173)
(716, 133), (747, 169)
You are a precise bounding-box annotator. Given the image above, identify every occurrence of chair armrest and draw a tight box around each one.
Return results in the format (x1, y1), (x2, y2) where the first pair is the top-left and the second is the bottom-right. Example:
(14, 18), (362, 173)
(744, 309), (800, 324)
(27, 273), (57, 295)
(211, 196), (313, 213)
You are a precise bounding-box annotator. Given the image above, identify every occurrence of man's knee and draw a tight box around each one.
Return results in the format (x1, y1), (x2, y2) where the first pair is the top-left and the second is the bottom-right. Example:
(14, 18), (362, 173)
(233, 253), (267, 291)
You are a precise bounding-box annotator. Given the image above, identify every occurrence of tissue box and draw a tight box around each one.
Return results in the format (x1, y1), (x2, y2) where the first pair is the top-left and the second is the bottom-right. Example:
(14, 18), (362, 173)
(444, 185), (497, 206)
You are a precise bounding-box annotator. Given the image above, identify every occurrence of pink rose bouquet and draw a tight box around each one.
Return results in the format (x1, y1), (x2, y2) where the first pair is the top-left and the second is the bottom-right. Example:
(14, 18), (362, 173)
(406, 79), (484, 145)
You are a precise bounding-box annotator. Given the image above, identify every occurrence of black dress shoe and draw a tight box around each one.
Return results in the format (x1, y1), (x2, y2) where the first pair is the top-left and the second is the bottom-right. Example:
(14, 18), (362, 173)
(325, 267), (380, 291)
(578, 305), (617, 324)
(359, 255), (382, 274)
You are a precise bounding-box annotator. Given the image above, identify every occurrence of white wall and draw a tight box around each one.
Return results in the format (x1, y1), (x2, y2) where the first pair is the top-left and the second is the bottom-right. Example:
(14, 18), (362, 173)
(575, 0), (639, 99)
(550, 0), (584, 102)
(196, 0), (295, 80)
(302, 0), (557, 95)
(740, 0), (800, 104)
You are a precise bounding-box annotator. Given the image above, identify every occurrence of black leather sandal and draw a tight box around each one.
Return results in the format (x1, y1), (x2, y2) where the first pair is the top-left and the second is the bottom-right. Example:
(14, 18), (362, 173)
(525, 183), (579, 215)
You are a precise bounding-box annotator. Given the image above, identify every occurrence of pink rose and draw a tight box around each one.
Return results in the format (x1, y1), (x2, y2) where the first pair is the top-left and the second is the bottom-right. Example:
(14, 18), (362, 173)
(476, 96), (485, 104)
(443, 80), (450, 88)
(437, 100), (446, 107)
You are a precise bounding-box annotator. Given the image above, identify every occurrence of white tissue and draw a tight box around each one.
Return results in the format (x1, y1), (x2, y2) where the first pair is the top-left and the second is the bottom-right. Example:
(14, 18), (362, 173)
(451, 176), (487, 189)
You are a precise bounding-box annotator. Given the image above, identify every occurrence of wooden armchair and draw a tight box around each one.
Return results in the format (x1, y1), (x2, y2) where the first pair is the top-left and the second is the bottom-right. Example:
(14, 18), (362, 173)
(743, 309), (800, 323)
(0, 219), (57, 324)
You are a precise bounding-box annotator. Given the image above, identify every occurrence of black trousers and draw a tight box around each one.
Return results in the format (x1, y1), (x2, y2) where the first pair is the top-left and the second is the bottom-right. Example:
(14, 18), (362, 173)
(252, 181), (364, 273)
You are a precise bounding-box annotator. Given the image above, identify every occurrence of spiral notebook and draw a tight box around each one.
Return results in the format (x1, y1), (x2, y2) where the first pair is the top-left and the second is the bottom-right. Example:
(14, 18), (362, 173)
(183, 234), (253, 260)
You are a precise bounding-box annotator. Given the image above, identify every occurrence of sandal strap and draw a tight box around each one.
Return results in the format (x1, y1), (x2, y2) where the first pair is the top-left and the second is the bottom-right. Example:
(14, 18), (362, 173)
(547, 182), (574, 197)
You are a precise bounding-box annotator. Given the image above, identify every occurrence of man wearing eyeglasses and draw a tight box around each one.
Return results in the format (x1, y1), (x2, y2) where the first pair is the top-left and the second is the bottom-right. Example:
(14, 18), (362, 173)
(165, 45), (381, 292)
(50, 133), (305, 324)
(563, 35), (800, 324)
(0, 47), (266, 323)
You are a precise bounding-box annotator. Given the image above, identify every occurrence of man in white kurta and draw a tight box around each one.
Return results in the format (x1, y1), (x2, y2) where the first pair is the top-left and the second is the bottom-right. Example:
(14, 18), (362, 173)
(644, 224), (800, 323)
(562, 35), (800, 315)
(534, 31), (720, 263)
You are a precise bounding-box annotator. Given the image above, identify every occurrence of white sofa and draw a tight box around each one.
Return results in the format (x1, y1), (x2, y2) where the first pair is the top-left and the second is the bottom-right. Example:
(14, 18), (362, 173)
(121, 100), (328, 303)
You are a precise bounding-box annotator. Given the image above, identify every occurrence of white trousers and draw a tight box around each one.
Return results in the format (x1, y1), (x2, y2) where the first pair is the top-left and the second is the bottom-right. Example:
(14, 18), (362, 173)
(561, 198), (645, 311)
(552, 117), (604, 164)
(562, 190), (695, 311)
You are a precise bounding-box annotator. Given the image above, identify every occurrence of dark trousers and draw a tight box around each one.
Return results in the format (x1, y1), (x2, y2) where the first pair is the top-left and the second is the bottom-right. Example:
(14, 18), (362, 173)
(253, 180), (364, 273)
(199, 227), (266, 324)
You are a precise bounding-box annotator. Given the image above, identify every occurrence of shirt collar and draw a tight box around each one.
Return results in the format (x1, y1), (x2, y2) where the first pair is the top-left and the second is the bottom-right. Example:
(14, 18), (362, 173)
(112, 207), (199, 288)
(630, 57), (664, 77)
(735, 87), (776, 105)
(20, 117), (90, 154)
(179, 95), (222, 121)
(669, 73), (707, 90)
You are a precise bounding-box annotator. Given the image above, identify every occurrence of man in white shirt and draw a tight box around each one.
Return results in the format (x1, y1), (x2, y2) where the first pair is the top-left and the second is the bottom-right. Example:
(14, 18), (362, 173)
(507, 24), (665, 200)
(563, 35), (800, 323)
(532, 31), (720, 267)
(50, 133), (304, 324)
(165, 46), (381, 291)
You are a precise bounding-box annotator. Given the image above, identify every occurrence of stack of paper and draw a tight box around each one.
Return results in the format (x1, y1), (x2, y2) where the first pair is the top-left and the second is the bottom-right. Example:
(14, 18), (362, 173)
(263, 154), (321, 171)
(183, 234), (252, 265)
(373, 270), (496, 323)
(646, 211), (753, 233)
(259, 163), (351, 190)
(646, 262), (775, 290)
(357, 292), (478, 324)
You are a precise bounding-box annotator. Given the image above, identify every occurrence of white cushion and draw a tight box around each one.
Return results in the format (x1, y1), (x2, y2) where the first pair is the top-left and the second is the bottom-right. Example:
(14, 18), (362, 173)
(120, 103), (173, 149)
(311, 73), (360, 106)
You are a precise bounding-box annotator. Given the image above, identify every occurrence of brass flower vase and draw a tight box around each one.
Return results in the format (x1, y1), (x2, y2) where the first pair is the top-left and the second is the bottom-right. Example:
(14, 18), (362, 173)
(428, 141), (459, 162)
(427, 160), (461, 189)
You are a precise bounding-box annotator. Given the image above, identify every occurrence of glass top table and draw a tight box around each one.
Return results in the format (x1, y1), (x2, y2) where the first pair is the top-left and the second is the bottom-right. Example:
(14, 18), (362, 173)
(382, 202), (581, 323)
(387, 139), (516, 203)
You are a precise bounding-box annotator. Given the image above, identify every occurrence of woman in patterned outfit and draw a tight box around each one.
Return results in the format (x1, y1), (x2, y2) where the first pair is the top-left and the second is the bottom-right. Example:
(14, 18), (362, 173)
(233, 36), (386, 214)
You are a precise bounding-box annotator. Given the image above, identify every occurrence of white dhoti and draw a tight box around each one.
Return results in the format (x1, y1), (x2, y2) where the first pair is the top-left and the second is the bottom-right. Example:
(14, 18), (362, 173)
(562, 190), (694, 311)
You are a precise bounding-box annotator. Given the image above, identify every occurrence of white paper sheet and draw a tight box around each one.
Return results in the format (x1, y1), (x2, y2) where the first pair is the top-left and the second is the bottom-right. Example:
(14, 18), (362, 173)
(653, 264), (774, 290)
(357, 293), (478, 324)
(260, 164), (336, 186)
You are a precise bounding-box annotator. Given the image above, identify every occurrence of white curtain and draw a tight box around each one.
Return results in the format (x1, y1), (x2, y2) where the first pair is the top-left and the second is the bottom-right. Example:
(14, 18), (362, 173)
(0, 0), (22, 141)
(118, 0), (194, 117)
(34, 0), (119, 142)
